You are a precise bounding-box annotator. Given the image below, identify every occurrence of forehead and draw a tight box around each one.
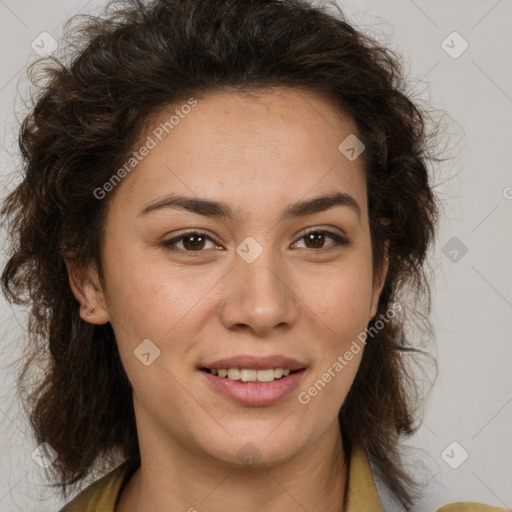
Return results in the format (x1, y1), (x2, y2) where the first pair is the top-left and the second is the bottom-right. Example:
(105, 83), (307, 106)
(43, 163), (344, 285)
(112, 87), (368, 219)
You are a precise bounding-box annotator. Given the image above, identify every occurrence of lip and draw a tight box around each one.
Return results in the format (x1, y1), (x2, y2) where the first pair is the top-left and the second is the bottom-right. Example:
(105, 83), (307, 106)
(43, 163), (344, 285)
(201, 354), (306, 371)
(200, 368), (306, 406)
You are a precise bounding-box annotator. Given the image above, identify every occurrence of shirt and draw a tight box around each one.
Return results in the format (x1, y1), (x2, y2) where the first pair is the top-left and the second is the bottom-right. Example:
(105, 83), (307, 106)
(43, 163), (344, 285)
(58, 446), (508, 512)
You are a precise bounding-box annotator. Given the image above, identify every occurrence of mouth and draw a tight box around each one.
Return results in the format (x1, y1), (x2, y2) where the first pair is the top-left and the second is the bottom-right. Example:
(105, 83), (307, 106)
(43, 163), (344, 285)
(199, 367), (307, 406)
(200, 367), (303, 383)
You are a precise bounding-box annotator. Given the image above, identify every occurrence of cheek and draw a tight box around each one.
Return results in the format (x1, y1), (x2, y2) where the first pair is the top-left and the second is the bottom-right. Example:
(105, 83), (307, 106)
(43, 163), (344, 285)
(297, 260), (374, 344)
(101, 251), (230, 395)
(102, 234), (212, 338)
(296, 265), (372, 410)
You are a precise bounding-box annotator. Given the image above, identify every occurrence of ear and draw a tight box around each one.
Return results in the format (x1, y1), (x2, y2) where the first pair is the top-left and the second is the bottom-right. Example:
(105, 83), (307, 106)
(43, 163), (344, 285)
(368, 240), (389, 321)
(65, 259), (110, 325)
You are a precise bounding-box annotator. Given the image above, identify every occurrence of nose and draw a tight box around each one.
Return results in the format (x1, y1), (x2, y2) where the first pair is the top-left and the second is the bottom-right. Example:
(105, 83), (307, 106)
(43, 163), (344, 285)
(219, 246), (298, 337)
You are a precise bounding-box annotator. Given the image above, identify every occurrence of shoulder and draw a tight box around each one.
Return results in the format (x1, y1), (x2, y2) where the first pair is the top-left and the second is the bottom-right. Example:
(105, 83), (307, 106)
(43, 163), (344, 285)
(57, 460), (137, 512)
(436, 502), (510, 512)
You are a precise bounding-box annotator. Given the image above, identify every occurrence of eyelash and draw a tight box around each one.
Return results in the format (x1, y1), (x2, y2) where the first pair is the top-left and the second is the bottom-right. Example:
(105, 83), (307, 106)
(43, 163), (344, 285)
(160, 229), (349, 255)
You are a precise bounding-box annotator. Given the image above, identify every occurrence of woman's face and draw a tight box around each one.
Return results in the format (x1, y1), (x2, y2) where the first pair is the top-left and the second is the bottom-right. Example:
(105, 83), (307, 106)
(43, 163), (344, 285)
(84, 87), (387, 468)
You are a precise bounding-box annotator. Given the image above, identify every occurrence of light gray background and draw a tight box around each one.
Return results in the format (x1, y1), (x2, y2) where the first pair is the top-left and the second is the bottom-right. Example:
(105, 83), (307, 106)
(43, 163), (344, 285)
(0, 1), (511, 511)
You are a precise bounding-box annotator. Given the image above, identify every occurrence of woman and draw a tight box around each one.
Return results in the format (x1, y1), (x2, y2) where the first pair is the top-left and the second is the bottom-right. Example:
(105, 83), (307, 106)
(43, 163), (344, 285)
(1, 0), (506, 510)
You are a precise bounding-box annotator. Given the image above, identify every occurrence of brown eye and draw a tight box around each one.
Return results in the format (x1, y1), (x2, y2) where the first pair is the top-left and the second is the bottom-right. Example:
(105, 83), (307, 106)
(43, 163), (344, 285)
(182, 234), (207, 251)
(161, 232), (218, 252)
(293, 230), (349, 250)
(304, 231), (326, 249)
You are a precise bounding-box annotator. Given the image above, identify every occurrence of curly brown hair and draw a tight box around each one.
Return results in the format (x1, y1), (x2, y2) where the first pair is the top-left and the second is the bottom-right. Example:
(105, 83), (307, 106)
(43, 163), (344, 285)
(1, 0), (440, 508)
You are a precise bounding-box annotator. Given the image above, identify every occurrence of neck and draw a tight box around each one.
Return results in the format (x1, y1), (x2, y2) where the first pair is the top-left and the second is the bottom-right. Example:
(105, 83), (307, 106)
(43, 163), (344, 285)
(116, 419), (348, 512)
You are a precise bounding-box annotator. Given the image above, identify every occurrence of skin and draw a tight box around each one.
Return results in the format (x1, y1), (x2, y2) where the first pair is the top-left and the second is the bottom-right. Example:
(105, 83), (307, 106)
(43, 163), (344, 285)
(67, 87), (388, 512)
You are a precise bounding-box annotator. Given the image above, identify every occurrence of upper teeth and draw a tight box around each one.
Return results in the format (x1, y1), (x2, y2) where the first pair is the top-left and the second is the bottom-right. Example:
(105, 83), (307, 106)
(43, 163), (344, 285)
(210, 368), (292, 382)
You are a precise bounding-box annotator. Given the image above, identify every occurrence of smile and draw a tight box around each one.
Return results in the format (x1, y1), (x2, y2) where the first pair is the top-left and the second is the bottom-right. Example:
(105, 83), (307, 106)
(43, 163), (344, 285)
(202, 367), (300, 383)
(200, 368), (306, 406)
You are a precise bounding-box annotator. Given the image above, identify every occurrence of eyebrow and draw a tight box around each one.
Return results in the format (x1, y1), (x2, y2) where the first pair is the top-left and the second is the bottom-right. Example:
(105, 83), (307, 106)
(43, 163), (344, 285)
(138, 191), (361, 222)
